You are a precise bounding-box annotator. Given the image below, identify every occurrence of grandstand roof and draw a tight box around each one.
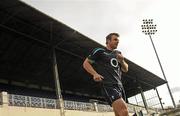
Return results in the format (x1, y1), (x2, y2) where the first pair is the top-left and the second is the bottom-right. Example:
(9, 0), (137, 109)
(0, 0), (166, 99)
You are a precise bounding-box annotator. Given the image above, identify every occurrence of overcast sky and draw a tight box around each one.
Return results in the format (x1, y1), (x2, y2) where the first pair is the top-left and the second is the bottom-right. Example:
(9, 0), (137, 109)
(21, 0), (180, 107)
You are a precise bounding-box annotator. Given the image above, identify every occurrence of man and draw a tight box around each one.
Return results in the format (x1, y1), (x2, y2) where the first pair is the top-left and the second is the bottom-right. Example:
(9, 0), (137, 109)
(83, 33), (129, 116)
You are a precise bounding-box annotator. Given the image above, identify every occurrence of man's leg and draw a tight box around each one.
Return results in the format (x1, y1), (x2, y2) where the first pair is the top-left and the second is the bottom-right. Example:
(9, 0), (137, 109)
(113, 109), (119, 116)
(112, 98), (129, 116)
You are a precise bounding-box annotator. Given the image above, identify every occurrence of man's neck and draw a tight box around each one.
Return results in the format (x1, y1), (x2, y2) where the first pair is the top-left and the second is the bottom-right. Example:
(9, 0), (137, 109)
(106, 46), (114, 51)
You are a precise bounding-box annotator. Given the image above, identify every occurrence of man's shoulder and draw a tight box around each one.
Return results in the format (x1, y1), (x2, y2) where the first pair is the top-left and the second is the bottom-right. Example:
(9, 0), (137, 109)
(92, 47), (105, 54)
(93, 47), (105, 51)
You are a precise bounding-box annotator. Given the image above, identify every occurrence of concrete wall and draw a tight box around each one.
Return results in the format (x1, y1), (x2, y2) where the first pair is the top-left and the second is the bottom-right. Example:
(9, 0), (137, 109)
(0, 106), (115, 116)
(0, 91), (115, 116)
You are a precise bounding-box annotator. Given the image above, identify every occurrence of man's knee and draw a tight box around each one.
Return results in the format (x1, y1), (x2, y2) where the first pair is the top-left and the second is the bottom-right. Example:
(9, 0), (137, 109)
(122, 108), (129, 115)
(117, 107), (128, 116)
(112, 98), (129, 116)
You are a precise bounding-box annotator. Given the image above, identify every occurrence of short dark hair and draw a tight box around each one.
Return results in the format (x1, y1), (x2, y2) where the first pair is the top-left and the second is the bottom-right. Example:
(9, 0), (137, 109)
(106, 33), (119, 44)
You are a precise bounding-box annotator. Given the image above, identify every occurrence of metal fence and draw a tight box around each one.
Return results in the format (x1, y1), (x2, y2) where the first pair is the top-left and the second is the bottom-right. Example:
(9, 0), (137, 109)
(97, 104), (113, 112)
(8, 94), (113, 112)
(64, 100), (94, 111)
(9, 94), (57, 109)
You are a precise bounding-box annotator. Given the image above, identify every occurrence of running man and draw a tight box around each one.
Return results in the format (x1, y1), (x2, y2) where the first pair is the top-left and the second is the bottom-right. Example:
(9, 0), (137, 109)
(83, 33), (129, 116)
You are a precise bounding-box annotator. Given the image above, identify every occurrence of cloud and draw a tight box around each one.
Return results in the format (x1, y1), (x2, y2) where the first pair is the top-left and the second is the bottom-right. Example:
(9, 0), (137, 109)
(171, 87), (180, 93)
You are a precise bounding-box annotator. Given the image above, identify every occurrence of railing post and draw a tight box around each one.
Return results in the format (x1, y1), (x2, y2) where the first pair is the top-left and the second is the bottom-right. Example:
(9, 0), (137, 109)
(0, 91), (9, 116)
(138, 86), (149, 114)
(93, 102), (98, 112)
(89, 99), (99, 112)
(1, 91), (8, 107)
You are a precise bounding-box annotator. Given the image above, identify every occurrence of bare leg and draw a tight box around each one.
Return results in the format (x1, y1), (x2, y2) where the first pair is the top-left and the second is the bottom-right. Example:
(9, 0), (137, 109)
(113, 109), (119, 116)
(112, 98), (129, 116)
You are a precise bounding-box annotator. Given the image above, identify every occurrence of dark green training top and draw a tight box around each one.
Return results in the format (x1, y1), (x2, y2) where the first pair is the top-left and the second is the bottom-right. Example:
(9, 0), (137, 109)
(88, 48), (123, 87)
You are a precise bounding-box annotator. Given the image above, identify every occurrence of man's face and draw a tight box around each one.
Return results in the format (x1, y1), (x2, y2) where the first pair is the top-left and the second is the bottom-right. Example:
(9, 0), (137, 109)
(107, 35), (119, 49)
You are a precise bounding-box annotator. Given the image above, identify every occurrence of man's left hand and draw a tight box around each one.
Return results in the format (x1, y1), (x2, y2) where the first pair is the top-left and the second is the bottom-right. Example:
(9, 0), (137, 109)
(116, 53), (124, 62)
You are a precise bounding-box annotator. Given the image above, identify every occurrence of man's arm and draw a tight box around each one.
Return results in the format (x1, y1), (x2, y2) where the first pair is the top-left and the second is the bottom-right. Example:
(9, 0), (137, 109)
(116, 54), (128, 72)
(83, 58), (104, 81)
(119, 59), (128, 72)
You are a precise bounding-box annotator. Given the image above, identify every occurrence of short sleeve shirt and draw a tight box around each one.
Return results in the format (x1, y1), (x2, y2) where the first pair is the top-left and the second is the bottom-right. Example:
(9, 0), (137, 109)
(88, 48), (123, 87)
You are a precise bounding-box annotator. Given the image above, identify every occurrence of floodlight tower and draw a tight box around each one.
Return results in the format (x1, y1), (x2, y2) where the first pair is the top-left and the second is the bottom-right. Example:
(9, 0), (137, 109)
(141, 19), (176, 108)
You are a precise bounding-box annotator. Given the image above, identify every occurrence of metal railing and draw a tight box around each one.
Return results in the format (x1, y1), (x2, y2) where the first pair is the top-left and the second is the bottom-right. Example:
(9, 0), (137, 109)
(97, 104), (113, 112)
(3, 93), (159, 115)
(8, 94), (113, 112)
(64, 100), (94, 111)
(9, 94), (57, 109)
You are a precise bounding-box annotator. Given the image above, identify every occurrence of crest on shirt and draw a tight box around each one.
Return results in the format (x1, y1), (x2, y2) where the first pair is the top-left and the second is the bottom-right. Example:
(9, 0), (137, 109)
(110, 58), (118, 68)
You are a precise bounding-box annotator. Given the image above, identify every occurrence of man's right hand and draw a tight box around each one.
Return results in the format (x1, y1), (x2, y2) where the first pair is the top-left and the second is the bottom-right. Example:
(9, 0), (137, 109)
(93, 73), (104, 82)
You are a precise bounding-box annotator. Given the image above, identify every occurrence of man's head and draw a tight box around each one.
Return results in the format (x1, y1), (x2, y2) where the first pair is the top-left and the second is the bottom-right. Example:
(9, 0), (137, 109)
(106, 33), (119, 49)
